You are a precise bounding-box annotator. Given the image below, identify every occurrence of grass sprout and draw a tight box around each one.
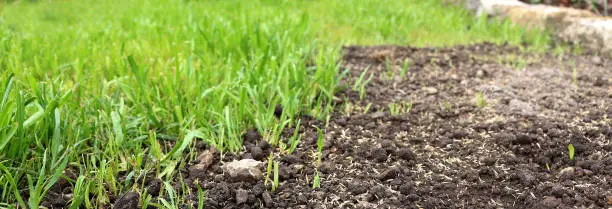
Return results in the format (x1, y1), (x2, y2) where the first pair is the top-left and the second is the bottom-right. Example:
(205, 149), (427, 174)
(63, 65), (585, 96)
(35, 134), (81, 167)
(568, 144), (575, 161)
(440, 101), (453, 112)
(265, 153), (274, 188)
(353, 66), (374, 100)
(288, 120), (302, 154)
(388, 101), (413, 116)
(401, 59), (410, 78)
(476, 92), (487, 108)
(273, 161), (280, 192)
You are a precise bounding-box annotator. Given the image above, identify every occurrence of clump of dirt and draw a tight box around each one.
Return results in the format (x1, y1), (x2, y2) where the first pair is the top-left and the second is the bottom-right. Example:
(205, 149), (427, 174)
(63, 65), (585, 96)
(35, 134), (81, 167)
(41, 43), (611, 209)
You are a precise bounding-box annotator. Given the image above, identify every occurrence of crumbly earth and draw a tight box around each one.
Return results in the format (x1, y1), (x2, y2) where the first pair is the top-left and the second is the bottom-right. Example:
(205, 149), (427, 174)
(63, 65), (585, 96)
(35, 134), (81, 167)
(42, 43), (611, 209)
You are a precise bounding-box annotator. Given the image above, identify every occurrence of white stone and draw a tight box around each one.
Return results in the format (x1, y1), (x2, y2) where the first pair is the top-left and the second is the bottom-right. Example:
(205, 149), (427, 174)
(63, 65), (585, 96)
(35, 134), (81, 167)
(222, 159), (264, 182)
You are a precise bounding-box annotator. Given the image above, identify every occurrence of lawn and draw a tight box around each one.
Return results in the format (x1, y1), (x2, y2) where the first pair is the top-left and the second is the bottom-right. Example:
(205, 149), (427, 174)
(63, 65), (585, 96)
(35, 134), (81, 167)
(0, 0), (551, 208)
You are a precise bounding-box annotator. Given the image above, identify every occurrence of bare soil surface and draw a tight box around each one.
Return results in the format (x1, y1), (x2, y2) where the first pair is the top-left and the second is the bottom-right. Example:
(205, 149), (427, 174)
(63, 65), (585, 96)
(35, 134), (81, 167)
(42, 43), (611, 209)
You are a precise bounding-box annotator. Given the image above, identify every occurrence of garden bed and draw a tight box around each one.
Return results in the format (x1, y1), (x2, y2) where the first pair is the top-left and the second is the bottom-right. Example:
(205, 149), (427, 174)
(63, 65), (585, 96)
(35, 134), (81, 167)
(44, 43), (611, 209)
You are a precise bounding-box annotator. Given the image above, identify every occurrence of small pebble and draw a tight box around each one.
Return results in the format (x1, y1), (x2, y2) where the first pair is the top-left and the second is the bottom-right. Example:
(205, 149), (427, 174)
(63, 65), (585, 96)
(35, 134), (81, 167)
(422, 87), (438, 95)
(591, 56), (602, 65)
(235, 189), (248, 205)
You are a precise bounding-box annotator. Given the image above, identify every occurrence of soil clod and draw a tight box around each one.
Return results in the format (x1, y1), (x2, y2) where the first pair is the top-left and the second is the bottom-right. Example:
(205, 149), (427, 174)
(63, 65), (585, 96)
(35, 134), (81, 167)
(274, 104), (283, 118)
(370, 149), (388, 162)
(249, 146), (265, 160)
(347, 181), (368, 195)
(377, 167), (400, 181)
(262, 191), (273, 207)
(513, 134), (536, 145)
(235, 189), (248, 205)
(113, 192), (139, 209)
(146, 178), (162, 197)
(244, 129), (263, 144)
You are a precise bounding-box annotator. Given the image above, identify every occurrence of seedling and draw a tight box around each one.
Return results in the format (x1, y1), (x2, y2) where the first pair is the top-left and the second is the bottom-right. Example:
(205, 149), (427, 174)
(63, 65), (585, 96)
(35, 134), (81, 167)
(141, 193), (153, 209)
(545, 163), (551, 174)
(197, 185), (207, 209)
(272, 162), (279, 192)
(342, 102), (354, 116)
(389, 103), (400, 116)
(385, 57), (393, 78)
(312, 172), (321, 189)
(568, 144), (575, 161)
(353, 66), (373, 100)
(288, 120), (302, 154)
(440, 101), (452, 112)
(311, 126), (325, 189)
(515, 57), (527, 70)
(400, 59), (410, 78)
(265, 153), (273, 187)
(361, 103), (372, 115)
(69, 176), (88, 209)
(315, 127), (324, 165)
(159, 182), (179, 209)
(476, 92), (487, 108)
(388, 101), (413, 116)
(497, 54), (529, 70)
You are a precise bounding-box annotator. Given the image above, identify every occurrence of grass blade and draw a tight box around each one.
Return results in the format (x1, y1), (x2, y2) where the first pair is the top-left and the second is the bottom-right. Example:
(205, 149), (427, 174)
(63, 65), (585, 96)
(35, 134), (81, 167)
(1, 74), (14, 111)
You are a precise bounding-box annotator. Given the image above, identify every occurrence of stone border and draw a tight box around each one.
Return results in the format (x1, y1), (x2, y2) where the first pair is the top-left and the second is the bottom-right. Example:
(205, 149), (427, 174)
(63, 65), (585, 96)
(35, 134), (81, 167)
(445, 0), (612, 55)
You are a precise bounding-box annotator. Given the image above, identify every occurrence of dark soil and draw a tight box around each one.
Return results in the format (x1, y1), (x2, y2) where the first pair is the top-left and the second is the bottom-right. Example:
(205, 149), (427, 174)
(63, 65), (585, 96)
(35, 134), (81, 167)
(42, 43), (611, 209)
(519, 0), (612, 16)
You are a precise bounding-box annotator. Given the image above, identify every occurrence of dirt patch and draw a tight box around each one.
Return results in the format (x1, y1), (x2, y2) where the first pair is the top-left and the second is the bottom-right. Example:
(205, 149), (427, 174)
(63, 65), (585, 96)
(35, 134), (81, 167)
(41, 43), (611, 208)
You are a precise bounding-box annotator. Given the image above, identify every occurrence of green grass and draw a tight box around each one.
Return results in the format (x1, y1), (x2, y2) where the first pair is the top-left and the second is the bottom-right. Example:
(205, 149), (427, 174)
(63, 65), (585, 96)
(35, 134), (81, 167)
(0, 0), (551, 207)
